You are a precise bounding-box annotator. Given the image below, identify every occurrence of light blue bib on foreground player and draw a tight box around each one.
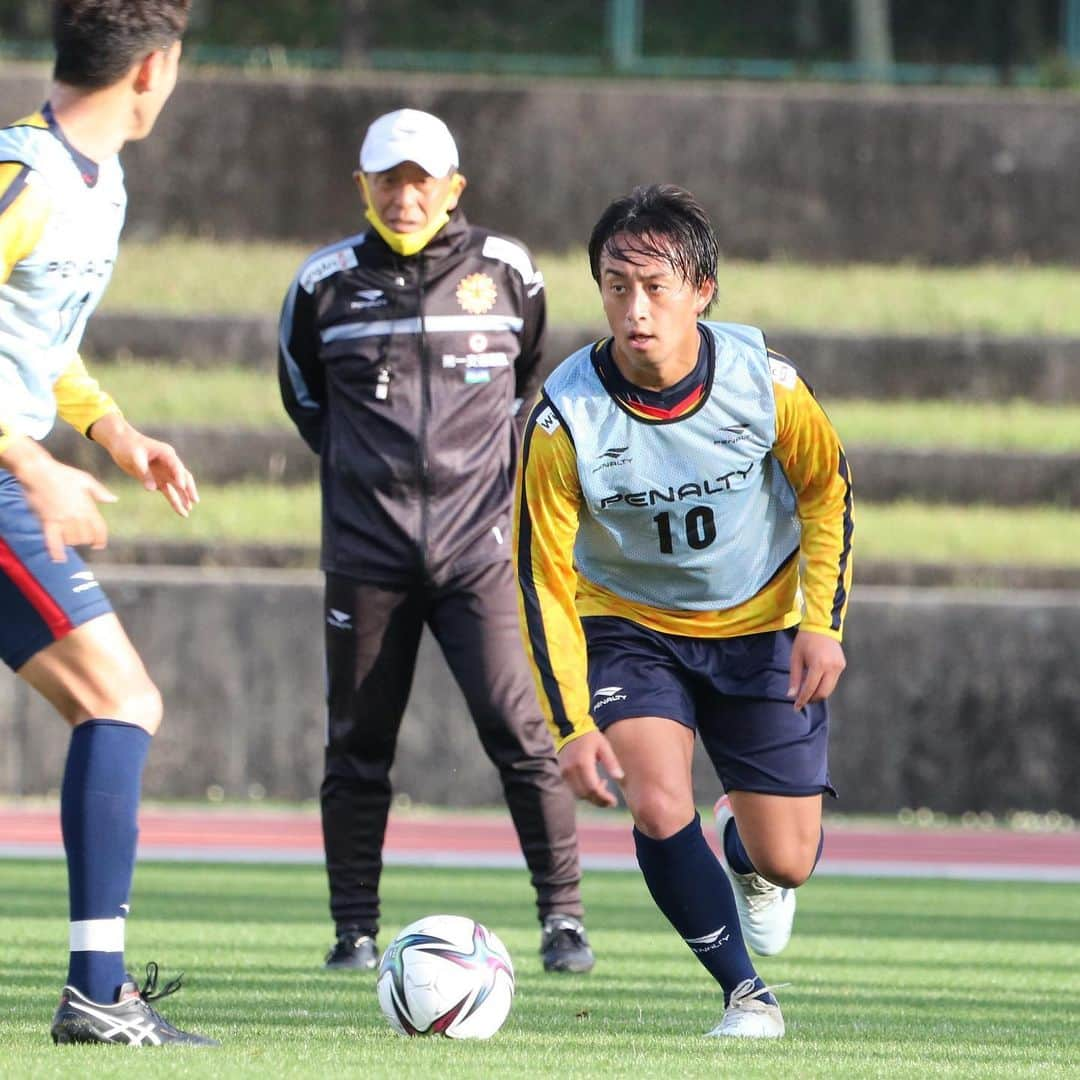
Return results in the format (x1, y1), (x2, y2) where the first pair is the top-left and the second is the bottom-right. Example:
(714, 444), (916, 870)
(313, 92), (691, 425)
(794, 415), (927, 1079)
(0, 0), (214, 1047)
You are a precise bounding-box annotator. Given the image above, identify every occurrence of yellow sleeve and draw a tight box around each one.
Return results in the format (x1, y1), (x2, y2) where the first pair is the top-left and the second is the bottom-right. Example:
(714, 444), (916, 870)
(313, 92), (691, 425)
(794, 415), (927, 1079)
(514, 398), (597, 750)
(0, 161), (49, 284)
(771, 356), (854, 640)
(53, 353), (121, 436)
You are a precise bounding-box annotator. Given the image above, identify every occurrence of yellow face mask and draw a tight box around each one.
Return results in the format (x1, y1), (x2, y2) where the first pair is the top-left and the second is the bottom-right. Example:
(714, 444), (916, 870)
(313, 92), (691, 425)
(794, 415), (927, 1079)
(359, 173), (459, 257)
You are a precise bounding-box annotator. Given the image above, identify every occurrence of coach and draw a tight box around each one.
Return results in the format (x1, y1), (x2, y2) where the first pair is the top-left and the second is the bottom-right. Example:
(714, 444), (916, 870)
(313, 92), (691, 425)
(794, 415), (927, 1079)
(278, 108), (593, 974)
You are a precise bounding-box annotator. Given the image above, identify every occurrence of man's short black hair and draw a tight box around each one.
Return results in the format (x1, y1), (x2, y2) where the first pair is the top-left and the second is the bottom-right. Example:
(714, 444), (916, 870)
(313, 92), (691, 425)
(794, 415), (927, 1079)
(588, 184), (719, 313)
(52, 0), (191, 89)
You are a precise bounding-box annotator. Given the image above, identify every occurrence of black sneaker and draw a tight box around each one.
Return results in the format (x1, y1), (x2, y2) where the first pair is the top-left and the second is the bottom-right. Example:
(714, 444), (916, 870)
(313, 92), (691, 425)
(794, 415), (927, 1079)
(324, 928), (378, 970)
(50, 962), (218, 1046)
(540, 914), (595, 973)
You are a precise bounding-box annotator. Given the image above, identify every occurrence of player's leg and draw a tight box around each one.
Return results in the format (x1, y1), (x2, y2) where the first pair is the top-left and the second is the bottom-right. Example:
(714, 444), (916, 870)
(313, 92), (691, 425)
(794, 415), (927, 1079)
(321, 573), (424, 969)
(582, 616), (783, 1037)
(19, 615), (159, 1003)
(3, 477), (214, 1044)
(700, 628), (833, 957)
(427, 560), (591, 972)
(721, 788), (824, 889)
(604, 716), (782, 1037)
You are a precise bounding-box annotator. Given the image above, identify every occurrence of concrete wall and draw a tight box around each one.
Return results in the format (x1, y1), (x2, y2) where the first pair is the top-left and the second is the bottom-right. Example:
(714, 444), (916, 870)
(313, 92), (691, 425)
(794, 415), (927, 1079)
(4, 66), (1078, 262)
(2, 569), (1076, 814)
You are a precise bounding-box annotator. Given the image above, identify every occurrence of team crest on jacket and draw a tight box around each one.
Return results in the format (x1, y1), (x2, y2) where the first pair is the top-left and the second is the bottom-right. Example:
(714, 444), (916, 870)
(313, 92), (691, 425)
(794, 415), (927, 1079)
(456, 272), (498, 314)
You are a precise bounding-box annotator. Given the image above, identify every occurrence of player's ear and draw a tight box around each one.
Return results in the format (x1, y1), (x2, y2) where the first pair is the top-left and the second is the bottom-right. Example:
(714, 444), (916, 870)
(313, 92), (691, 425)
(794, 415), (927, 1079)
(695, 278), (716, 315)
(132, 45), (172, 94)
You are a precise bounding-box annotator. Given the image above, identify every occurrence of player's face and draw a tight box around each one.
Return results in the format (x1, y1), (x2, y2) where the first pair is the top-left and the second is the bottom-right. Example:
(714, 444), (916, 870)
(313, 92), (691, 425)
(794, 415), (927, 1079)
(363, 162), (463, 233)
(598, 235), (714, 384)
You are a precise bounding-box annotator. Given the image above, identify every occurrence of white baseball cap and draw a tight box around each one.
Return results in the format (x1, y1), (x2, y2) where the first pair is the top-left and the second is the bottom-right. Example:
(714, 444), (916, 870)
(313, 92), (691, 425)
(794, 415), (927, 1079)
(359, 108), (459, 177)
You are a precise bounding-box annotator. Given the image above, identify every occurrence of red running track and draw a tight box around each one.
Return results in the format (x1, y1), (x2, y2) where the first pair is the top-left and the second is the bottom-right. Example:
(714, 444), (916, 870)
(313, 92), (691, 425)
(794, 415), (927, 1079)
(1, 805), (1078, 882)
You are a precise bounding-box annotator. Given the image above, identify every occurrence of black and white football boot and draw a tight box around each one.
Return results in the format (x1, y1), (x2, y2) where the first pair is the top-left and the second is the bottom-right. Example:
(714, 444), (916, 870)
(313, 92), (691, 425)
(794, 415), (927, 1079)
(50, 962), (218, 1046)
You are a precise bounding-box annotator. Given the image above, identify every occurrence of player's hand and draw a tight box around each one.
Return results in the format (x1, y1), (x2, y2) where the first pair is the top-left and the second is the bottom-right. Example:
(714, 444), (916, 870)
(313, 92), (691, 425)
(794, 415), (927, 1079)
(558, 730), (625, 808)
(12, 445), (117, 562)
(91, 415), (199, 518)
(788, 629), (846, 711)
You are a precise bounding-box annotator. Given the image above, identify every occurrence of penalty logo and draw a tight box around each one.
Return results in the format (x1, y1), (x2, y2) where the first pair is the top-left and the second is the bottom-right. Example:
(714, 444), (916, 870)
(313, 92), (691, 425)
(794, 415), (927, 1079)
(592, 686), (627, 710)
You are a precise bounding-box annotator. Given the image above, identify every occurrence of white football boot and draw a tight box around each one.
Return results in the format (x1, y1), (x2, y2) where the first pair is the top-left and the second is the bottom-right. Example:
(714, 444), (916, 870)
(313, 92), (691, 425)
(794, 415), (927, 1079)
(706, 978), (785, 1039)
(714, 795), (796, 956)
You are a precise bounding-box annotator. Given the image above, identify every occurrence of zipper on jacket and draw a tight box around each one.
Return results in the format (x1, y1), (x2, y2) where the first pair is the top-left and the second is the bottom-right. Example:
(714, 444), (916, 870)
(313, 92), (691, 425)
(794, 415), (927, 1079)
(417, 252), (431, 563)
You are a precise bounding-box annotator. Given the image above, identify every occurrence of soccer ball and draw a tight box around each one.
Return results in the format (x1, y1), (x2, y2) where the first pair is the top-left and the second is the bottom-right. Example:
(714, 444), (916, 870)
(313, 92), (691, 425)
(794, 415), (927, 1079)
(376, 914), (515, 1039)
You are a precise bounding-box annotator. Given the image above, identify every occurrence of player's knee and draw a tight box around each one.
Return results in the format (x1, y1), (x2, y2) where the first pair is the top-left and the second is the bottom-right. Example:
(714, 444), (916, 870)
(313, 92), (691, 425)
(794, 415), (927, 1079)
(110, 678), (164, 735)
(629, 789), (695, 840)
(753, 850), (815, 890)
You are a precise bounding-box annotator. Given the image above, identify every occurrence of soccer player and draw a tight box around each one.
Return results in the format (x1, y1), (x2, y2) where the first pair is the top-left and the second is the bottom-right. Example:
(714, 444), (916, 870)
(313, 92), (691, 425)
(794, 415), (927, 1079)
(0, 0), (215, 1046)
(279, 109), (594, 975)
(515, 185), (853, 1038)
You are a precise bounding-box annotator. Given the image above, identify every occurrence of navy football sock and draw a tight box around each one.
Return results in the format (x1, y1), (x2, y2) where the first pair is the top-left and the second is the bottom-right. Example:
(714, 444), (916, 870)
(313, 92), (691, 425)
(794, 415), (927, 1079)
(634, 814), (771, 1005)
(61, 719), (151, 1004)
(724, 818), (826, 879)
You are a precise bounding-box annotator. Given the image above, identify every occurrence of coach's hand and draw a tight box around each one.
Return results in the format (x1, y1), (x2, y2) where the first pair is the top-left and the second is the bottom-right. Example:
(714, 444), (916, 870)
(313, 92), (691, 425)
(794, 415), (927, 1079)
(789, 629), (846, 711)
(558, 730), (625, 808)
(3, 437), (116, 562)
(90, 414), (199, 517)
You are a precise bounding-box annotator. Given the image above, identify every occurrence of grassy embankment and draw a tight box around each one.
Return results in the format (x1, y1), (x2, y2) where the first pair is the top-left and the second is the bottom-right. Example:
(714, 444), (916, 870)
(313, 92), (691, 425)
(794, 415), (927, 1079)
(90, 240), (1080, 565)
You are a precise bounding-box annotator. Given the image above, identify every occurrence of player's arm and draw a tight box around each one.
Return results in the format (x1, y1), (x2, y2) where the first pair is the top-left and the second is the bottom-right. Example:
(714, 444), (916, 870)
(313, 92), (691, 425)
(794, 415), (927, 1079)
(53, 352), (121, 436)
(771, 356), (854, 706)
(278, 276), (326, 453)
(515, 398), (591, 745)
(0, 160), (46, 282)
(515, 398), (624, 805)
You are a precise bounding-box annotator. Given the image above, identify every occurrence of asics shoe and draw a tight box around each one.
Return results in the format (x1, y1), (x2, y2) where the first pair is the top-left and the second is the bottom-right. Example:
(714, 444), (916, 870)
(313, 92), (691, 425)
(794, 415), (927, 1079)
(324, 928), (378, 970)
(706, 978), (785, 1039)
(714, 795), (796, 956)
(540, 914), (595, 973)
(50, 962), (218, 1046)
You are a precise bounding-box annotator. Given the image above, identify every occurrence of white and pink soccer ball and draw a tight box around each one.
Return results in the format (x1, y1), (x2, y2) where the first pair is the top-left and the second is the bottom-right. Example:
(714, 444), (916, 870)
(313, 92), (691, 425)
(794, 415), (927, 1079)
(376, 914), (515, 1039)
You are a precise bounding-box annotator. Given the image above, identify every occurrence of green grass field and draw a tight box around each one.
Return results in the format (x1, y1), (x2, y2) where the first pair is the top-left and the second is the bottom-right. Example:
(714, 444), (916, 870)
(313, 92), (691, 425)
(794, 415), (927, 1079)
(92, 361), (1080, 452)
(2, 860), (1076, 1077)
(103, 238), (1080, 336)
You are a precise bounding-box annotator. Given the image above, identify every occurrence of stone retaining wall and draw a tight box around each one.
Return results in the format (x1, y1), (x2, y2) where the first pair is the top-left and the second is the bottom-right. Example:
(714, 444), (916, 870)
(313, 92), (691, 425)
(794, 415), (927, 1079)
(44, 424), (1080, 507)
(1, 569), (1076, 814)
(83, 314), (1080, 403)
(4, 67), (1078, 262)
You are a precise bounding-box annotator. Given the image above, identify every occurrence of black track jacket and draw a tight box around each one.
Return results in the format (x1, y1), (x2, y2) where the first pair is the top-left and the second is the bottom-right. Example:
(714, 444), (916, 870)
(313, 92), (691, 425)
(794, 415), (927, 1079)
(279, 210), (546, 585)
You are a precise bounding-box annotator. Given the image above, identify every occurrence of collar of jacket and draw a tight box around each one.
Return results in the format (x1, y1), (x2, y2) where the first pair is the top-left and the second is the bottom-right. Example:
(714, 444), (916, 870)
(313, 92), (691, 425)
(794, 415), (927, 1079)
(364, 208), (470, 267)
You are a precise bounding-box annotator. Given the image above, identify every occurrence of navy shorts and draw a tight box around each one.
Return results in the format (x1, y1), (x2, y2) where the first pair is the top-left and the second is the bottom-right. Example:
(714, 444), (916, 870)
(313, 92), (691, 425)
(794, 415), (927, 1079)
(0, 469), (113, 671)
(582, 616), (835, 798)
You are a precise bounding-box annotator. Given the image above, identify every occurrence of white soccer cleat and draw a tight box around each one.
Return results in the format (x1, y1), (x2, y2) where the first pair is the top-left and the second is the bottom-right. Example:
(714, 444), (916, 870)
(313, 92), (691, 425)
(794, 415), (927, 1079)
(706, 978), (785, 1039)
(713, 795), (796, 956)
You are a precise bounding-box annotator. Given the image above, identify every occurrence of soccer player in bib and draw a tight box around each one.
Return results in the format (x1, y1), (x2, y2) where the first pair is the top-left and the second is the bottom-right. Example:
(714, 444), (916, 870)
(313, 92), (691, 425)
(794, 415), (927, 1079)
(515, 185), (853, 1038)
(0, 0), (214, 1046)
